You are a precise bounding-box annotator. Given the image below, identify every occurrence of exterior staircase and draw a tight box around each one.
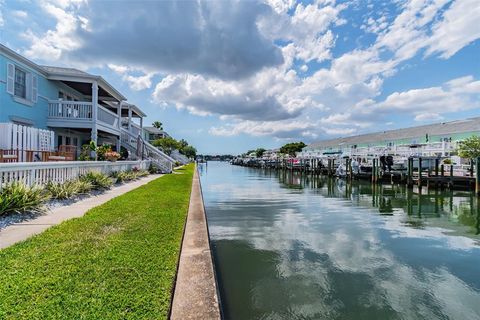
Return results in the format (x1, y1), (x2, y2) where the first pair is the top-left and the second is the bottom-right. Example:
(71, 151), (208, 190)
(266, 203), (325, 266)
(120, 128), (174, 173)
(171, 150), (191, 165)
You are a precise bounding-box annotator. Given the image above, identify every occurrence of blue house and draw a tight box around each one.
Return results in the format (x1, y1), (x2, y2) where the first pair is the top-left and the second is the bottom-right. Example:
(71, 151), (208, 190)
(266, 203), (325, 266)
(0, 44), (146, 159)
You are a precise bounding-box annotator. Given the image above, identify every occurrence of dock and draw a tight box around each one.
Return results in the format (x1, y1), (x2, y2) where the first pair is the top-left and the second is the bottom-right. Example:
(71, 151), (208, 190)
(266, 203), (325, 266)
(232, 156), (480, 195)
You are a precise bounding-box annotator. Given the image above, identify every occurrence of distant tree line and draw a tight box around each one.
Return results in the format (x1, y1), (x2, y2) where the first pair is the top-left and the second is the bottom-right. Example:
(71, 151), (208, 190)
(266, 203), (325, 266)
(197, 155), (235, 161)
(243, 142), (306, 157)
(152, 137), (197, 158)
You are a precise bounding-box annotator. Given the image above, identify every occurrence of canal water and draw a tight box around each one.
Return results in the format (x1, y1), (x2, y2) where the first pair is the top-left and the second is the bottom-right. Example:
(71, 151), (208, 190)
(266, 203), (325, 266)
(199, 161), (480, 320)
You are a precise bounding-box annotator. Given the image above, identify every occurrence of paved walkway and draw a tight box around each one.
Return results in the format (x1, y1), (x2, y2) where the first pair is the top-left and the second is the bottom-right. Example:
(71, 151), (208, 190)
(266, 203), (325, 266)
(0, 174), (163, 250)
(170, 168), (221, 319)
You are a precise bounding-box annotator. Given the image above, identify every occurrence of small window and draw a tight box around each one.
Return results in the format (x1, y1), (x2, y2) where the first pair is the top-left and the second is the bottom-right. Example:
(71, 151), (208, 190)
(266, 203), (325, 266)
(14, 68), (27, 99)
(57, 135), (63, 147)
(58, 92), (64, 99)
(65, 136), (71, 145)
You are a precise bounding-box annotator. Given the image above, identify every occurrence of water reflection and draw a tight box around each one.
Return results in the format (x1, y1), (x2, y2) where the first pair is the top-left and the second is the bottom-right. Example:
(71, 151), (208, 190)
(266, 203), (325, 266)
(200, 162), (480, 320)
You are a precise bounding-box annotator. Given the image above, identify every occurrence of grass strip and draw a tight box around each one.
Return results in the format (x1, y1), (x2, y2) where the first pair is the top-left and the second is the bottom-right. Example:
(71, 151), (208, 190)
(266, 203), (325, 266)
(0, 164), (194, 320)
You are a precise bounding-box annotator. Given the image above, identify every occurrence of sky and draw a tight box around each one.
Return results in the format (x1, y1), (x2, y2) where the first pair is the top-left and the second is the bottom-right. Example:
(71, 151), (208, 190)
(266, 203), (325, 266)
(0, 0), (479, 155)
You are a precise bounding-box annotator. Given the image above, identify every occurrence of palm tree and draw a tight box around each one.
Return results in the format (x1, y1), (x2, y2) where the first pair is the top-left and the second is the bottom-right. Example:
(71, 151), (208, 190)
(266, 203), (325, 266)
(152, 121), (163, 130)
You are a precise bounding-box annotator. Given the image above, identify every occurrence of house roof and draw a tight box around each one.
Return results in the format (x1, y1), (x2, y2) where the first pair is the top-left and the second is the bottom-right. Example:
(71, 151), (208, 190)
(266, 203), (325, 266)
(41, 66), (92, 77)
(1, 44), (126, 101)
(144, 127), (169, 135)
(42, 65), (126, 101)
(121, 102), (146, 118)
(307, 117), (480, 149)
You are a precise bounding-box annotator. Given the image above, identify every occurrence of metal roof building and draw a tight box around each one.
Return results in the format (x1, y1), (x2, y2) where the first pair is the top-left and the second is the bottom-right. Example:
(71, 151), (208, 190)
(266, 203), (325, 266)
(306, 117), (480, 150)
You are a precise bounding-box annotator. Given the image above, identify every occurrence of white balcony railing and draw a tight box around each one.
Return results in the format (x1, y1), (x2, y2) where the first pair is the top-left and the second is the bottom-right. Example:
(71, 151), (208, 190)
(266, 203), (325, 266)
(48, 100), (92, 119)
(97, 105), (119, 128)
(47, 101), (147, 138)
(130, 123), (141, 137)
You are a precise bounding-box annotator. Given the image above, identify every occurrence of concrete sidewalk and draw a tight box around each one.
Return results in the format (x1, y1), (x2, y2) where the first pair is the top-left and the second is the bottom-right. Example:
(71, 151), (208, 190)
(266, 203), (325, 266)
(0, 174), (163, 250)
(170, 167), (221, 319)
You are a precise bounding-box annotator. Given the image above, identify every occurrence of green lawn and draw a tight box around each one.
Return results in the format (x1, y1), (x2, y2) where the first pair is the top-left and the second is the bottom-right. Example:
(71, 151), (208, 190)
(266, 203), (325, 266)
(0, 164), (194, 320)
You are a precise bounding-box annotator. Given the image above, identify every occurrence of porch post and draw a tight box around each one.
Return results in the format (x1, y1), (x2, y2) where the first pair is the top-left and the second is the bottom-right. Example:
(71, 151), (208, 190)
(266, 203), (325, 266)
(91, 80), (98, 158)
(117, 101), (123, 153)
(118, 101), (123, 130)
(128, 105), (132, 133)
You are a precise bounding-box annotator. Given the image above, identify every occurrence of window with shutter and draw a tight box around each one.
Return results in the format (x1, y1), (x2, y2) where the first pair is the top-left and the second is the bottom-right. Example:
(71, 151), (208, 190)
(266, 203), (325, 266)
(6, 63), (15, 95)
(14, 68), (27, 99)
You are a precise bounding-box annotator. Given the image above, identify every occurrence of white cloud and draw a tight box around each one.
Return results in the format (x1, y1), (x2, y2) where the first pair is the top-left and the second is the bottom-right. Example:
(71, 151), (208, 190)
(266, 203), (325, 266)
(0, 0), (5, 27)
(359, 75), (480, 119)
(24, 1), (283, 79)
(22, 2), (82, 60)
(209, 120), (317, 138)
(11, 10), (27, 19)
(108, 64), (155, 91)
(15, 0), (480, 142)
(107, 64), (129, 74)
(123, 73), (154, 91)
(425, 0), (480, 58)
(414, 113), (444, 122)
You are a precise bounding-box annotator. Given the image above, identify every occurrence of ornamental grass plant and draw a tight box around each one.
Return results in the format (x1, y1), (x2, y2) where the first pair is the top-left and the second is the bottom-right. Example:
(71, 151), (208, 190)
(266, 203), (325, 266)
(0, 182), (49, 216)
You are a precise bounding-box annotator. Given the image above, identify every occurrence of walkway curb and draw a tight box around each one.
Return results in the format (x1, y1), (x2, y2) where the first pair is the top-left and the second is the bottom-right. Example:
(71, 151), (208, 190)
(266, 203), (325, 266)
(0, 174), (163, 250)
(170, 167), (221, 320)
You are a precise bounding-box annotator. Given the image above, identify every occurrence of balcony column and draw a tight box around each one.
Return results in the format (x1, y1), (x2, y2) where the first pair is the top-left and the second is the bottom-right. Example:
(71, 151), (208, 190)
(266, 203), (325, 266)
(117, 101), (123, 130)
(91, 81), (98, 158)
(128, 105), (132, 133)
(116, 101), (123, 152)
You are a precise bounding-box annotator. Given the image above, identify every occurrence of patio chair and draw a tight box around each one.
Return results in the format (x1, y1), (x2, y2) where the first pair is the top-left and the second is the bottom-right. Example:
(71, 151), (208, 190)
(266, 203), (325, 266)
(0, 149), (18, 163)
(58, 145), (77, 161)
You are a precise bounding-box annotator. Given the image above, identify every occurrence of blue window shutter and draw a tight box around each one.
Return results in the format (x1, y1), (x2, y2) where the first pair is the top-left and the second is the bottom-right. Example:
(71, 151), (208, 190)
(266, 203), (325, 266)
(6, 62), (14, 95)
(32, 74), (38, 103)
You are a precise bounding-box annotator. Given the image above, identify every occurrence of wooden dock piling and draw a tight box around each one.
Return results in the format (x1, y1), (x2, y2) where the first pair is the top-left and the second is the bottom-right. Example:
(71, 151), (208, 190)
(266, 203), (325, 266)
(476, 157), (480, 196)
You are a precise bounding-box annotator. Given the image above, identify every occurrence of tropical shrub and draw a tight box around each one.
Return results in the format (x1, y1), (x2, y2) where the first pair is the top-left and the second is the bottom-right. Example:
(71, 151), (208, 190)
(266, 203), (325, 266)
(110, 171), (131, 183)
(76, 180), (94, 194)
(111, 169), (149, 183)
(0, 182), (49, 216)
(46, 180), (81, 200)
(136, 169), (149, 178)
(456, 135), (480, 159)
(80, 172), (113, 190)
(79, 145), (92, 161)
(96, 144), (113, 161)
(148, 163), (159, 174)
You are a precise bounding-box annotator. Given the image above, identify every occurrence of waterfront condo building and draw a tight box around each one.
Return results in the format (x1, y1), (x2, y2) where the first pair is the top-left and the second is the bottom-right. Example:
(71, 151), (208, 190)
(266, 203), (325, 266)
(0, 44), (150, 162)
(300, 117), (480, 159)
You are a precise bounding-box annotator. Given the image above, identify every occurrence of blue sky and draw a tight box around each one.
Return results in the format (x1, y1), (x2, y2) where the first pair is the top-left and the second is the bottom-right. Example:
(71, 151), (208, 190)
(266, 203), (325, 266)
(1, 0), (479, 154)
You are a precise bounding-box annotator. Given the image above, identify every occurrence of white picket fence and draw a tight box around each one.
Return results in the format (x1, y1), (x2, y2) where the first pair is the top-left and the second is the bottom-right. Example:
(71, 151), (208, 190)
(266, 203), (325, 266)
(0, 160), (150, 189)
(0, 123), (55, 160)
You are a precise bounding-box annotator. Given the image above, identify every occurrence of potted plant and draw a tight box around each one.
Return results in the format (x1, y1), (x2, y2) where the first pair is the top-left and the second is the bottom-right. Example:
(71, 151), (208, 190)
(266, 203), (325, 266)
(104, 150), (121, 162)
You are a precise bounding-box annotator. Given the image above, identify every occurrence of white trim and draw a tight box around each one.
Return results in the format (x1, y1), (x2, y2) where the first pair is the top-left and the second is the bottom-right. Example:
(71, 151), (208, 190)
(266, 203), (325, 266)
(13, 96), (34, 107)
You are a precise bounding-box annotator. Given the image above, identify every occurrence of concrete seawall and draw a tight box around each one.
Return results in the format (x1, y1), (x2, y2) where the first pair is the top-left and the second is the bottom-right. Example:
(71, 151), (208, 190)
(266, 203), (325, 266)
(170, 167), (221, 319)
